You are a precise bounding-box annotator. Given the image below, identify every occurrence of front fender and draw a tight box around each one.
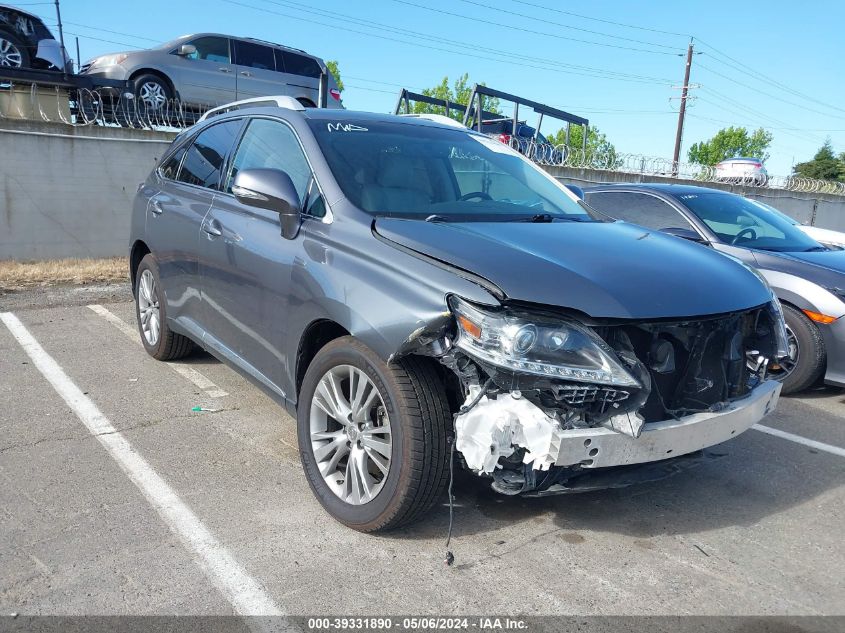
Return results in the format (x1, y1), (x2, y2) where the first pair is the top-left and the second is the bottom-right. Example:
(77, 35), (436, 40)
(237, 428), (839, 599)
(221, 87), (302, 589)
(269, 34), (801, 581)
(762, 269), (845, 318)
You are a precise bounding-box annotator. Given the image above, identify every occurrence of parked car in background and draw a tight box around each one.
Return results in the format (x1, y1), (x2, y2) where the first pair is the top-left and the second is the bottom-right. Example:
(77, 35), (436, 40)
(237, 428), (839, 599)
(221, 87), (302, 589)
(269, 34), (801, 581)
(584, 184), (845, 394)
(130, 98), (785, 531)
(714, 157), (768, 185)
(80, 33), (342, 111)
(754, 201), (845, 250)
(482, 118), (561, 163)
(0, 3), (72, 72)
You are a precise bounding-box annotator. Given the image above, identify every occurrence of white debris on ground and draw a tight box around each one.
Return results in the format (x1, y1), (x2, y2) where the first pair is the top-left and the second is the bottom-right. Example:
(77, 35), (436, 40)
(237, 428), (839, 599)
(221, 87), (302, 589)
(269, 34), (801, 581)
(454, 387), (563, 474)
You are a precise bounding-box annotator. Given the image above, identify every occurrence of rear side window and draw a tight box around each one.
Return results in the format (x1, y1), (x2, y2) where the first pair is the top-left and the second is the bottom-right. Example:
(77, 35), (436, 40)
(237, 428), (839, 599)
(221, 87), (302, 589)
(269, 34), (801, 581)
(585, 191), (695, 231)
(279, 51), (321, 78)
(184, 36), (230, 63)
(225, 118), (311, 201)
(159, 145), (186, 180)
(177, 120), (241, 190)
(234, 41), (275, 70)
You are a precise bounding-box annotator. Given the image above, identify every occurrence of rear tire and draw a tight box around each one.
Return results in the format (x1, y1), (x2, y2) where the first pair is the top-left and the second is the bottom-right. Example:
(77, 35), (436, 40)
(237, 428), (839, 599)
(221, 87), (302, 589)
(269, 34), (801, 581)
(774, 304), (825, 395)
(134, 254), (193, 361)
(297, 337), (451, 532)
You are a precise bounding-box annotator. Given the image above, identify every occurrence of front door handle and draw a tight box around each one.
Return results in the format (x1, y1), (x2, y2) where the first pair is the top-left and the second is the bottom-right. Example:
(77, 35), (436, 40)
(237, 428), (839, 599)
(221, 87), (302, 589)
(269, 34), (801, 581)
(202, 219), (222, 237)
(218, 67), (232, 73)
(150, 199), (164, 215)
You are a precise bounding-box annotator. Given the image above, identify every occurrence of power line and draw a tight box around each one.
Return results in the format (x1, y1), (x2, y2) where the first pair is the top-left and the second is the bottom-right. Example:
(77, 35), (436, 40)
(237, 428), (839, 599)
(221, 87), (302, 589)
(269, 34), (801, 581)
(507, 0), (691, 38)
(62, 30), (142, 50)
(694, 37), (845, 117)
(63, 21), (161, 44)
(229, 0), (675, 85)
(453, 0), (683, 51)
(388, 0), (682, 55)
(697, 61), (845, 121)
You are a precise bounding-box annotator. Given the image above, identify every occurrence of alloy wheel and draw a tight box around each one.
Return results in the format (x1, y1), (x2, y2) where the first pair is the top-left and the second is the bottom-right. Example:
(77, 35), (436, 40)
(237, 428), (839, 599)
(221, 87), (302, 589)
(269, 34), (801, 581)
(137, 269), (161, 346)
(138, 81), (167, 110)
(0, 38), (23, 68)
(309, 365), (392, 505)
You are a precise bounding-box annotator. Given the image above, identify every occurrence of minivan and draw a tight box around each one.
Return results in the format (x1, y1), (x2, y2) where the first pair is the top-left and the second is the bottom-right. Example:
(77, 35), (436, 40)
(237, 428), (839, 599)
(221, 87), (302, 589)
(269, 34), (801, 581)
(81, 33), (342, 111)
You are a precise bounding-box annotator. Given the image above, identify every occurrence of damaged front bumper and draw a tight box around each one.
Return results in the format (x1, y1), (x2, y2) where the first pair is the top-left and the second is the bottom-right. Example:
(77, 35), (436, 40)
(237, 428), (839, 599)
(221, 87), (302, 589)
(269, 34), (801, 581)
(552, 379), (780, 469)
(456, 379), (780, 474)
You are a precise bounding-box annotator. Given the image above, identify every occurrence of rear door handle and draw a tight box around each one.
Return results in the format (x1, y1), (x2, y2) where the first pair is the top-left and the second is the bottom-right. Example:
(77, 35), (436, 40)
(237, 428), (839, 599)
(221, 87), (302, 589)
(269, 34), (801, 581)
(202, 219), (222, 237)
(240, 71), (252, 77)
(218, 67), (232, 73)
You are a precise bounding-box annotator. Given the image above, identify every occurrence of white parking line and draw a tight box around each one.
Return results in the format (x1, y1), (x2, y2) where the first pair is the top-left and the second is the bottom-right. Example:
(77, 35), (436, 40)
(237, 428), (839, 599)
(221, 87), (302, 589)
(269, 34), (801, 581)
(752, 424), (845, 457)
(87, 304), (229, 398)
(0, 311), (283, 619)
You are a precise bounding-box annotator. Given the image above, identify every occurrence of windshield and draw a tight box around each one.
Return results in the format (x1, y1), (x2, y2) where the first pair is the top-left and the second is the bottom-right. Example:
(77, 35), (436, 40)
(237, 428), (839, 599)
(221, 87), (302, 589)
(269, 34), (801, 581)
(307, 119), (597, 222)
(678, 192), (824, 252)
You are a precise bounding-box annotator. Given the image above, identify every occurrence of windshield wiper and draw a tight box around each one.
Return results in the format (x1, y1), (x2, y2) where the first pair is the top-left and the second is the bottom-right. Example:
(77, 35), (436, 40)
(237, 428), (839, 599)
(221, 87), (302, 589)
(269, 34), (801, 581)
(802, 246), (828, 252)
(425, 214), (451, 223)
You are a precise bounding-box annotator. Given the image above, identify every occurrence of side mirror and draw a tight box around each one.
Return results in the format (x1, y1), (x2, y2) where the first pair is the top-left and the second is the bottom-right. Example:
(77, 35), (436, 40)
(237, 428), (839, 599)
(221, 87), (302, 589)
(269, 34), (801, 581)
(232, 168), (301, 239)
(564, 184), (584, 200)
(660, 227), (706, 243)
(177, 44), (197, 57)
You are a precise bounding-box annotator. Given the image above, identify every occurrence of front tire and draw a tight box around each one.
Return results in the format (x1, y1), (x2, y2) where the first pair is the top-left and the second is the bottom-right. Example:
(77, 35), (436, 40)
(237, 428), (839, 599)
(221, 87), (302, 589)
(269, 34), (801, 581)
(0, 31), (29, 69)
(771, 304), (825, 395)
(297, 337), (451, 532)
(134, 254), (193, 361)
(133, 73), (173, 111)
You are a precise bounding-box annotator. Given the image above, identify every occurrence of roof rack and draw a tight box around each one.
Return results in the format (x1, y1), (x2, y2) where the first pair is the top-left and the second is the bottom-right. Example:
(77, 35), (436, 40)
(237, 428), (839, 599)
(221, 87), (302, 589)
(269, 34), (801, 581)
(199, 95), (304, 122)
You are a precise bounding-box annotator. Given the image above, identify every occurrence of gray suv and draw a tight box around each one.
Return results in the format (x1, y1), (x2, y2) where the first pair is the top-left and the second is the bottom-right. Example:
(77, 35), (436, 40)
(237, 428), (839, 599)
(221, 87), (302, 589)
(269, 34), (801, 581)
(130, 98), (786, 532)
(81, 33), (342, 111)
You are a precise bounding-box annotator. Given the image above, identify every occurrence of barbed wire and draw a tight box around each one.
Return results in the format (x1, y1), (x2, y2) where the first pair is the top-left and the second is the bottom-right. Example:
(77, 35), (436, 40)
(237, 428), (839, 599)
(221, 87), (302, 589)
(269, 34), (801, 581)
(503, 136), (845, 196)
(2, 81), (843, 196)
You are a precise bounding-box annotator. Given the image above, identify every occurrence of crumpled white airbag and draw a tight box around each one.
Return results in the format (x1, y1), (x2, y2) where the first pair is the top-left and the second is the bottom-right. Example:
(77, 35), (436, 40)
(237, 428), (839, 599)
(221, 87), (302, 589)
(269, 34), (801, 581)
(454, 388), (562, 474)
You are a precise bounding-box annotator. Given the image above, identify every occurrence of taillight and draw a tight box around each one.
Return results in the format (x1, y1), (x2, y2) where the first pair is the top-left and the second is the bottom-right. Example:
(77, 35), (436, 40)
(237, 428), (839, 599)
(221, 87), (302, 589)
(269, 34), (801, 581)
(329, 88), (341, 101)
(753, 163), (762, 168)
(498, 133), (511, 144)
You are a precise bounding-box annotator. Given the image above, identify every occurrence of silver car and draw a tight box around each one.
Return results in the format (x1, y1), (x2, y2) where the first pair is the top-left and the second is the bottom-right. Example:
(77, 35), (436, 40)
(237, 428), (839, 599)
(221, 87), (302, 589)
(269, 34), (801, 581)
(80, 33), (343, 111)
(714, 157), (769, 185)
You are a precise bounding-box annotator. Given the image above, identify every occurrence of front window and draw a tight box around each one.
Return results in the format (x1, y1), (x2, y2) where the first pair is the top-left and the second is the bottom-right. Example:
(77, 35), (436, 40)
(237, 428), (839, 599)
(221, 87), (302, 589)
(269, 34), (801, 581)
(181, 36), (230, 63)
(679, 192), (823, 252)
(307, 119), (597, 222)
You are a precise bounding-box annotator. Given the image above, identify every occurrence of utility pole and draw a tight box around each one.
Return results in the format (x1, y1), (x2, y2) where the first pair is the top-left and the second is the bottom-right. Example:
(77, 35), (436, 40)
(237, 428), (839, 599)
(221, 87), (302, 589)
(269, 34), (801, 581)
(672, 38), (694, 175)
(54, 0), (67, 76)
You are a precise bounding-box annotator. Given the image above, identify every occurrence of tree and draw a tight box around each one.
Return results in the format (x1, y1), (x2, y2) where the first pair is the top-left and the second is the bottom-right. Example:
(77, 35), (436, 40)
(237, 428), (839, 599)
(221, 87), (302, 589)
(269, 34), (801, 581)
(411, 74), (500, 122)
(546, 125), (620, 167)
(687, 126), (773, 166)
(325, 60), (343, 92)
(793, 140), (844, 181)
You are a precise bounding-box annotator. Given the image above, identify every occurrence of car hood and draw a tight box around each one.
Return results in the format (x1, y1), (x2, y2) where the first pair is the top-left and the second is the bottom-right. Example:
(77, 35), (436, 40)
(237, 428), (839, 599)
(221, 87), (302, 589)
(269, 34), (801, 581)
(374, 218), (772, 319)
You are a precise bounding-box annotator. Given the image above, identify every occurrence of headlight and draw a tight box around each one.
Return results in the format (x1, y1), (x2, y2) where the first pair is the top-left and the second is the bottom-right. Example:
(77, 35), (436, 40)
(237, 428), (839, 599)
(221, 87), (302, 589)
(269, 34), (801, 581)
(90, 54), (128, 68)
(448, 296), (639, 387)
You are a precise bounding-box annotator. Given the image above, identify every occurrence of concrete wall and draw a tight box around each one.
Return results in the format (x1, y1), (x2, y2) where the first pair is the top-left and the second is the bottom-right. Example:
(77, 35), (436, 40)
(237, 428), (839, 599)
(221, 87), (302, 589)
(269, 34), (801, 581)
(2, 118), (844, 261)
(1, 119), (175, 261)
(544, 165), (845, 231)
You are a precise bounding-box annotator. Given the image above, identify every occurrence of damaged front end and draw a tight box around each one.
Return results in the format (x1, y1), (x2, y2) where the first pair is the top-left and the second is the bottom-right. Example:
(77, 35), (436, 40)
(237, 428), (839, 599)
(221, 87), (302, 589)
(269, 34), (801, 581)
(427, 295), (786, 496)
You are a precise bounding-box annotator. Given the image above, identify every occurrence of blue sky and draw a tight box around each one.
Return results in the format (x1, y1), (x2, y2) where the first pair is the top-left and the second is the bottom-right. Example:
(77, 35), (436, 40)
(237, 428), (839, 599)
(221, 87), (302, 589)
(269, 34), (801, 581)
(31, 0), (845, 175)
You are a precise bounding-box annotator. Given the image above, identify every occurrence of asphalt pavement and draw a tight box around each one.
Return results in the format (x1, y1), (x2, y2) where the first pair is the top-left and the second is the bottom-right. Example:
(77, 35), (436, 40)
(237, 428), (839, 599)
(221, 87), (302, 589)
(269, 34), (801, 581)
(1, 285), (843, 622)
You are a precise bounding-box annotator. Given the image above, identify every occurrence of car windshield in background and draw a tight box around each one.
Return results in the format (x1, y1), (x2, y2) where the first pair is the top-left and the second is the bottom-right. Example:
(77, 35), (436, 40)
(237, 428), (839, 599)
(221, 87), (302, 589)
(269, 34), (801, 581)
(307, 119), (597, 222)
(679, 192), (824, 252)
